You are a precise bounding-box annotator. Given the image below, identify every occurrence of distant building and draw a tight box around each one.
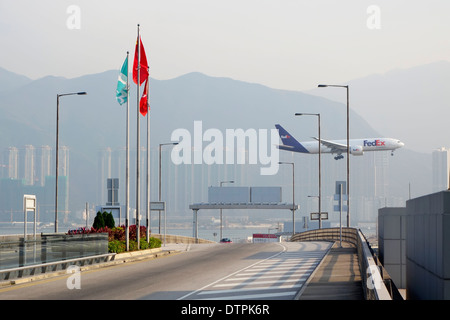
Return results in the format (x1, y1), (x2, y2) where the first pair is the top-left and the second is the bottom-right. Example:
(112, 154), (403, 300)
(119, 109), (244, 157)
(432, 147), (449, 192)
(21, 144), (35, 185)
(0, 145), (69, 223)
(3, 146), (19, 179)
(36, 145), (52, 187)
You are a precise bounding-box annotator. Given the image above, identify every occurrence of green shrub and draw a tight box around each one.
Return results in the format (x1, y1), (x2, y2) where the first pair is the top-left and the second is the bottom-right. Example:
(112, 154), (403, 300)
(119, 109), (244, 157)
(116, 237), (161, 252)
(149, 237), (162, 248)
(108, 240), (126, 253)
(71, 224), (162, 253)
(140, 240), (150, 250)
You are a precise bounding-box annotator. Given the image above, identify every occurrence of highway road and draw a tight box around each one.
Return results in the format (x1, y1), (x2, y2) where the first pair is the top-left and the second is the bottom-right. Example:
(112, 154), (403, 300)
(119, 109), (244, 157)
(0, 241), (331, 300)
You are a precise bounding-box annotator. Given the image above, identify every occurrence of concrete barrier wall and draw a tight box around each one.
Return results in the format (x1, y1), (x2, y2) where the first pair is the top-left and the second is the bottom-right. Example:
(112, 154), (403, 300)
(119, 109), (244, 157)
(406, 190), (450, 300)
(378, 207), (407, 289)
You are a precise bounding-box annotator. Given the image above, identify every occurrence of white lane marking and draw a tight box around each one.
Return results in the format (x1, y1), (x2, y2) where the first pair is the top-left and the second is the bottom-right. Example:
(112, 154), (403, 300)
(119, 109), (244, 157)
(248, 264), (317, 271)
(236, 267), (315, 276)
(256, 260), (319, 266)
(226, 271), (312, 281)
(178, 242), (331, 300)
(177, 243), (288, 300)
(213, 277), (308, 287)
(197, 284), (303, 296)
(197, 291), (298, 300)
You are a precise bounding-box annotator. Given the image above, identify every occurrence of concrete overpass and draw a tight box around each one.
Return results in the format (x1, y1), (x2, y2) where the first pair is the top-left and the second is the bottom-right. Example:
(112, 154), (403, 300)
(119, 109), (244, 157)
(290, 227), (400, 300)
(0, 227), (399, 300)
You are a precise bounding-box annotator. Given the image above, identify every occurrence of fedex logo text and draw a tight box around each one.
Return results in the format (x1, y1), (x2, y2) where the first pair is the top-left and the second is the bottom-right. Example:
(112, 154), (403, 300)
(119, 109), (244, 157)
(364, 139), (385, 147)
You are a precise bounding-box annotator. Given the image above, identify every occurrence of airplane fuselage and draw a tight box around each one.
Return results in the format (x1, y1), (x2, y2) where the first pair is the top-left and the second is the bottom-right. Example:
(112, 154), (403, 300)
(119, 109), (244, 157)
(275, 124), (404, 159)
(290, 138), (403, 154)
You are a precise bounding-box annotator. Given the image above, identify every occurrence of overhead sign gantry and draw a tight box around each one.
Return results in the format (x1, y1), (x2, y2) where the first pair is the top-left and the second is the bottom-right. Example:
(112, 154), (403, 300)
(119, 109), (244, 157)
(189, 187), (299, 241)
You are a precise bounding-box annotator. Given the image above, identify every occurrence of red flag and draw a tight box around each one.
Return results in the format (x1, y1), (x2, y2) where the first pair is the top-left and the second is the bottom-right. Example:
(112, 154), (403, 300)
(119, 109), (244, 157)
(140, 78), (149, 116)
(133, 36), (149, 85)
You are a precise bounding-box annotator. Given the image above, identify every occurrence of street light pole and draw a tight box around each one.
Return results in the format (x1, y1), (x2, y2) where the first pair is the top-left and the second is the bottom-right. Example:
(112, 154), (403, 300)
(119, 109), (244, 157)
(219, 180), (234, 240)
(318, 84), (350, 227)
(279, 162), (295, 237)
(295, 113), (321, 228)
(55, 92), (86, 233)
(158, 142), (178, 234)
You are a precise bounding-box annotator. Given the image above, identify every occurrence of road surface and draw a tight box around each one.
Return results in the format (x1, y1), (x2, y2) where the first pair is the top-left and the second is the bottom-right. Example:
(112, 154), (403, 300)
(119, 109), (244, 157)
(0, 241), (331, 300)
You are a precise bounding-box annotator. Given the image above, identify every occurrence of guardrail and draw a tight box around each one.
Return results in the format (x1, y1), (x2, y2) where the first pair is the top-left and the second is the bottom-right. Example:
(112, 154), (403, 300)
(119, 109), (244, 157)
(0, 233), (109, 270)
(0, 233), (213, 283)
(0, 232), (110, 282)
(290, 227), (395, 300)
(0, 253), (116, 282)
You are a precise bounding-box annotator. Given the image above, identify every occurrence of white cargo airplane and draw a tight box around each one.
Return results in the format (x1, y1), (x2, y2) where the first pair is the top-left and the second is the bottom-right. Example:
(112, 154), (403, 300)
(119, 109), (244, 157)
(275, 124), (404, 160)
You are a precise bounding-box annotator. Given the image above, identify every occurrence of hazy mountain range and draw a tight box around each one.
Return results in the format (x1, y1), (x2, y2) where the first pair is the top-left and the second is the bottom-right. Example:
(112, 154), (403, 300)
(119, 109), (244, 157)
(0, 62), (439, 219)
(307, 60), (450, 154)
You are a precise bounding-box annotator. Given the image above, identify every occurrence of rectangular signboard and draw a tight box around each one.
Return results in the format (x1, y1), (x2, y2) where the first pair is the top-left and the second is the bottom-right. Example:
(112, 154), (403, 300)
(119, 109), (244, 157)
(253, 233), (278, 243)
(208, 187), (250, 203)
(334, 205), (348, 212)
(335, 181), (346, 194)
(150, 202), (165, 210)
(310, 212), (328, 220)
(333, 194), (348, 201)
(24, 195), (36, 210)
(250, 187), (282, 203)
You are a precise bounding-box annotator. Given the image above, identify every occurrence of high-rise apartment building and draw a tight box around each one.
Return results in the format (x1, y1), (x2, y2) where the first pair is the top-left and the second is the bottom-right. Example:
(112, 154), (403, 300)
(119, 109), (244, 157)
(36, 145), (52, 187)
(4, 146), (19, 179)
(22, 144), (35, 185)
(432, 147), (449, 192)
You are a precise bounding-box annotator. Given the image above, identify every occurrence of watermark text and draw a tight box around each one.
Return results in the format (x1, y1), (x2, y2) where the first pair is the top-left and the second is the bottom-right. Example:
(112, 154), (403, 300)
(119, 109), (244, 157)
(171, 121), (279, 175)
(66, 5), (81, 30)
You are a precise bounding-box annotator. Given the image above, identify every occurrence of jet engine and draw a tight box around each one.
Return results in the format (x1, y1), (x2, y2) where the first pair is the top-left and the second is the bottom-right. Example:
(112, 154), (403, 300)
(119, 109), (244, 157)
(350, 146), (363, 155)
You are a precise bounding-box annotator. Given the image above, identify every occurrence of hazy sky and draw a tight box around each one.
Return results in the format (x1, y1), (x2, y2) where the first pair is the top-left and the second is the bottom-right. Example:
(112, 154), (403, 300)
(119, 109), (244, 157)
(1, 0), (449, 91)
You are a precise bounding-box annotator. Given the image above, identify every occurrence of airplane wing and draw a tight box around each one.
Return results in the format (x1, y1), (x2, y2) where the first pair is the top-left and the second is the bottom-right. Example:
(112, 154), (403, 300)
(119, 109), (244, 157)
(312, 137), (348, 154)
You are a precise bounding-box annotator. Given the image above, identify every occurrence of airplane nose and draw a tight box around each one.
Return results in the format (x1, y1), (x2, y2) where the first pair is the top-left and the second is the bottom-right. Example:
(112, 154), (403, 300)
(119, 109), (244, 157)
(399, 141), (405, 147)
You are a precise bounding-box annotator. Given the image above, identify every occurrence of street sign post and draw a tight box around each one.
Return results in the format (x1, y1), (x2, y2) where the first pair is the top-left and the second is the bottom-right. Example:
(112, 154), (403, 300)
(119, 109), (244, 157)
(310, 212), (328, 221)
(23, 194), (36, 240)
(150, 202), (166, 245)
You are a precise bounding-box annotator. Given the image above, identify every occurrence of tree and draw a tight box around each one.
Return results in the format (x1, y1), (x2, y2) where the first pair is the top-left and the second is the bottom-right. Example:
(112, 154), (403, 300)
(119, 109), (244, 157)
(93, 211), (105, 229)
(104, 211), (115, 228)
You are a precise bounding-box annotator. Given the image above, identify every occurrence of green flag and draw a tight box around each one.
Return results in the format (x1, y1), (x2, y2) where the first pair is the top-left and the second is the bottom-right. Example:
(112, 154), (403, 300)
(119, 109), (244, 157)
(116, 56), (128, 105)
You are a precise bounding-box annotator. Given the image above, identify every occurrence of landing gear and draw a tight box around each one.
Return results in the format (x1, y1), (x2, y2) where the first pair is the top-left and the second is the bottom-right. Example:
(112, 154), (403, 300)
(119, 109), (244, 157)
(334, 154), (344, 160)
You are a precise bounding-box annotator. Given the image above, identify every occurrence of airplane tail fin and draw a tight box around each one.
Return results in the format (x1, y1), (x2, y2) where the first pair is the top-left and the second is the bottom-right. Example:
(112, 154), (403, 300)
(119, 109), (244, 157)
(275, 124), (310, 153)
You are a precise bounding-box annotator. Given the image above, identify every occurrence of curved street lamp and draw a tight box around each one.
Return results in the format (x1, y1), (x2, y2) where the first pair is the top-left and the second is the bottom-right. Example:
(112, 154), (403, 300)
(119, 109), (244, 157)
(318, 84), (350, 227)
(295, 113), (322, 228)
(158, 142), (179, 234)
(55, 91), (87, 233)
(278, 162), (295, 237)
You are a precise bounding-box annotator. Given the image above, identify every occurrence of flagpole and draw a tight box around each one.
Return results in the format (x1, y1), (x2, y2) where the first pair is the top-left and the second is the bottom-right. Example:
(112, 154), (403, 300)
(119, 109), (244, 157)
(146, 87), (150, 243)
(136, 24), (141, 249)
(125, 51), (130, 252)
